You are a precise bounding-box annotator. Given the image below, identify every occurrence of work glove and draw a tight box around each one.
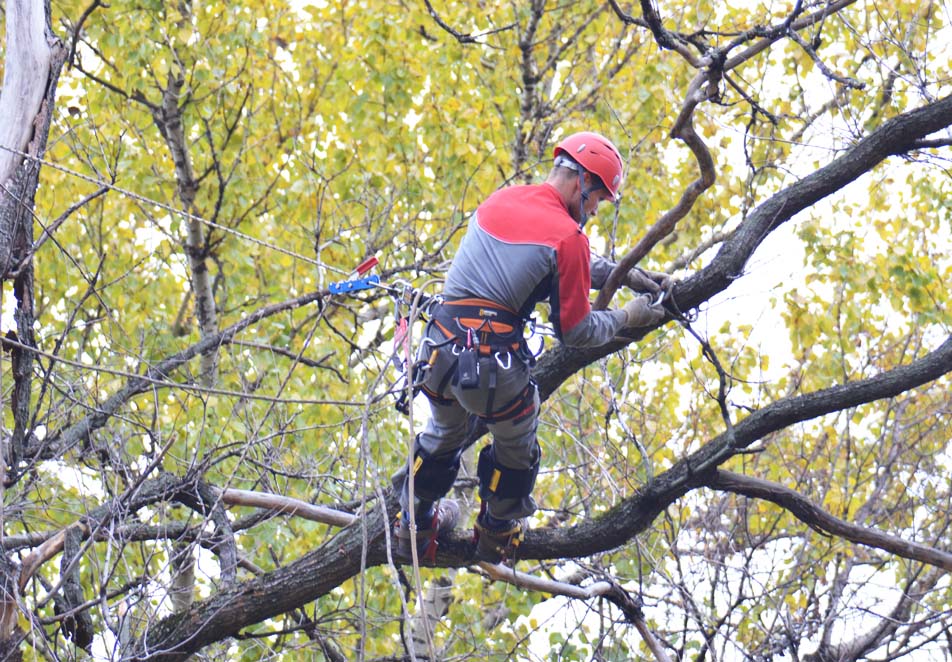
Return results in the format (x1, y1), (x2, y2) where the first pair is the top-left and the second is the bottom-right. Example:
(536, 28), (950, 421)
(625, 267), (675, 296)
(621, 294), (666, 327)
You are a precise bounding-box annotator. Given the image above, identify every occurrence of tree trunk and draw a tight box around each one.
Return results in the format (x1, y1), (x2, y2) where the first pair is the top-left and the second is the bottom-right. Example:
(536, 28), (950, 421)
(0, 0), (66, 654)
(0, 0), (66, 470)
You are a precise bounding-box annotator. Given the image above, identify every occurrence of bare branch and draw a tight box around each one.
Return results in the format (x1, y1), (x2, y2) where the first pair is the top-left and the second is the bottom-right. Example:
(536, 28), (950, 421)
(65, 0), (106, 70)
(517, 332), (952, 560)
(667, 228), (733, 271)
(636, 0), (702, 65)
(707, 470), (952, 572)
(420, 0), (515, 43)
(594, 66), (719, 310)
(218, 488), (357, 528)
(722, 0), (859, 72)
(477, 562), (673, 662)
(786, 28), (865, 89)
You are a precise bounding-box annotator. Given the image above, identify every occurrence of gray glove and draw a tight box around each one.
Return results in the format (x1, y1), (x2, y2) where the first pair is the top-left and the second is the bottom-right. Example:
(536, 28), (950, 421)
(625, 267), (675, 296)
(621, 294), (666, 327)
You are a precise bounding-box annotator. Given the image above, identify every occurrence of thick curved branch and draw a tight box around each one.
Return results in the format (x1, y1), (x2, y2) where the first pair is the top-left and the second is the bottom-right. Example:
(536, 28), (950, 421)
(706, 470), (952, 571)
(593, 67), (719, 311)
(513, 333), (952, 560)
(539, 91), (952, 390)
(133, 333), (952, 659)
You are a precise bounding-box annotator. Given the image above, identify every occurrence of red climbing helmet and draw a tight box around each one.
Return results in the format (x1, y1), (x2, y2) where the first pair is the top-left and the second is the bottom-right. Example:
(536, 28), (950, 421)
(553, 131), (624, 201)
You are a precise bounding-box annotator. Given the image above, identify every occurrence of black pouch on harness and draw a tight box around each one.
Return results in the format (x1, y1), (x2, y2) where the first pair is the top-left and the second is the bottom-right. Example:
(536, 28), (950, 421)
(457, 347), (479, 389)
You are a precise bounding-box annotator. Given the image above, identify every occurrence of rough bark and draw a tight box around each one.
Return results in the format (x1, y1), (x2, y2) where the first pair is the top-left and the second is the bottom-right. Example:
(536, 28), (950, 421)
(0, 0), (66, 477)
(54, 526), (94, 651)
(0, 552), (21, 660)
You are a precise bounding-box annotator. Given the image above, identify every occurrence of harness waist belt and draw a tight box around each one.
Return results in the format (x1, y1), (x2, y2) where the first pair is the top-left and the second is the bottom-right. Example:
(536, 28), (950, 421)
(437, 298), (524, 329)
(432, 298), (526, 354)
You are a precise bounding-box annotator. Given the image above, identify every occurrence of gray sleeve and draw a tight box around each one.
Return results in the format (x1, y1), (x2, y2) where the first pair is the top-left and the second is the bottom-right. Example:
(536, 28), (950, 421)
(560, 309), (627, 347)
(589, 254), (617, 290)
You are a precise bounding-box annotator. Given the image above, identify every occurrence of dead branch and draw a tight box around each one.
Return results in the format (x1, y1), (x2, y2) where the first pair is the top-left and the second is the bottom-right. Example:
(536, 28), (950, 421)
(218, 488), (357, 528)
(476, 562), (672, 662)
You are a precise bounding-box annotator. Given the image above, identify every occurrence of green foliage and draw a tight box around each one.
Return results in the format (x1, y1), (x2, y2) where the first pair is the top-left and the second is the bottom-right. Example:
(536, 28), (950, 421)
(1, 0), (949, 659)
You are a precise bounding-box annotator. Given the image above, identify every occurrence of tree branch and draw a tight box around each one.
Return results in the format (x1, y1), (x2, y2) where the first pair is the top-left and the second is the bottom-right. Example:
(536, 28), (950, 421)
(420, 0), (515, 43)
(706, 470), (952, 571)
(38, 289), (326, 458)
(722, 0), (859, 72)
(536, 92), (952, 391)
(132, 331), (952, 659)
(477, 562), (673, 662)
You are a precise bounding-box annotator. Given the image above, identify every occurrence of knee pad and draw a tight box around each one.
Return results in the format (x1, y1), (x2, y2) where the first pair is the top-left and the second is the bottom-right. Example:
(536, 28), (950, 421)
(476, 443), (540, 500)
(410, 447), (461, 501)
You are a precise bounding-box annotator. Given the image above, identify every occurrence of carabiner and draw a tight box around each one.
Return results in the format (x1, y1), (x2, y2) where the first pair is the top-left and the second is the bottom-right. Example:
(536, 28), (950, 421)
(494, 352), (511, 370)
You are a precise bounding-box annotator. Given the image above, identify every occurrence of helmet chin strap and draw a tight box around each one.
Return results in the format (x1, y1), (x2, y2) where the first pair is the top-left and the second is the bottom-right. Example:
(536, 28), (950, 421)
(556, 155), (602, 228)
(578, 170), (610, 228)
(577, 169), (589, 227)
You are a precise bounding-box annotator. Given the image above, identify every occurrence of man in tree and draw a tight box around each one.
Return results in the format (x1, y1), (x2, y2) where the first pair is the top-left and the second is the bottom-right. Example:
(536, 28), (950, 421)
(393, 131), (669, 563)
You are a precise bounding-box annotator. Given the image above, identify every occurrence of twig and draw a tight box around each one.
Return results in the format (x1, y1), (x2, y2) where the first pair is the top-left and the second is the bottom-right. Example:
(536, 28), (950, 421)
(681, 323), (736, 448)
(66, 0), (107, 70)
(786, 29), (865, 89)
(421, 0), (515, 43)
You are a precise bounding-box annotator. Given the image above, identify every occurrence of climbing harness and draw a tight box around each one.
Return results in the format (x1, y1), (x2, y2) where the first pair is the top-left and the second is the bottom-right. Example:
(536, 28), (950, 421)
(330, 257), (548, 420)
(424, 298), (539, 423)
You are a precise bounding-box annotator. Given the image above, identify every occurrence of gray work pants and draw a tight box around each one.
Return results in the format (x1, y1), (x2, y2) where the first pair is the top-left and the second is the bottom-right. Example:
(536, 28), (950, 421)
(392, 323), (540, 521)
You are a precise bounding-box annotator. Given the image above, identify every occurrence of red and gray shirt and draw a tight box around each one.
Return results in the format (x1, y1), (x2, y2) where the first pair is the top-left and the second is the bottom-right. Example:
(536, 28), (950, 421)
(443, 183), (626, 347)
